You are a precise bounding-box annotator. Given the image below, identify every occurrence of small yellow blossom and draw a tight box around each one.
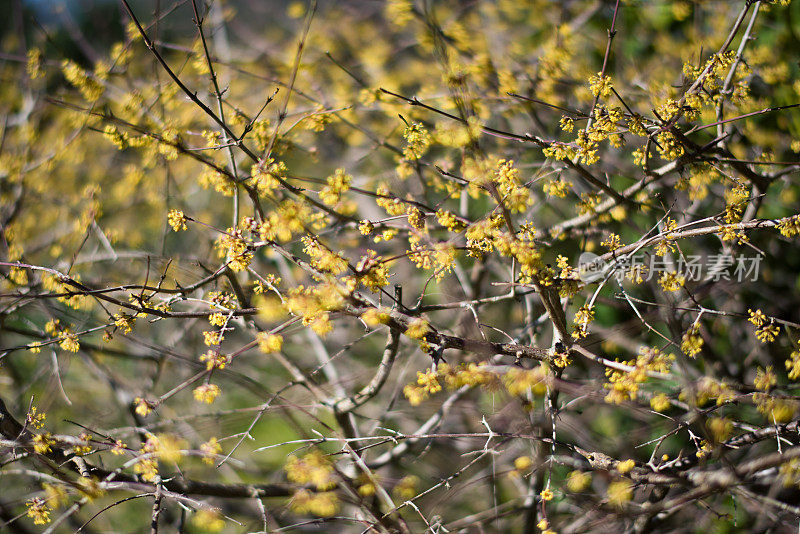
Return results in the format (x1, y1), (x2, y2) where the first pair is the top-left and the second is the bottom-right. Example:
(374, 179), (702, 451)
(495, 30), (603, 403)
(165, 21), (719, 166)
(285, 451), (336, 490)
(617, 459), (635, 474)
(134, 397), (155, 417)
(754, 366), (777, 391)
(756, 322), (780, 343)
(193, 384), (221, 404)
(27, 407), (46, 429)
(514, 456), (532, 471)
(361, 308), (391, 327)
(748, 309), (767, 327)
(26, 497), (51, 525)
(167, 209), (188, 231)
(192, 509), (225, 532)
(589, 72), (613, 98)
(257, 332), (283, 353)
(33, 433), (54, 454)
(405, 318), (430, 340)
(566, 470), (591, 492)
(650, 393), (671, 412)
(606, 480), (632, 507)
(393, 475), (419, 500)
(201, 437), (222, 465)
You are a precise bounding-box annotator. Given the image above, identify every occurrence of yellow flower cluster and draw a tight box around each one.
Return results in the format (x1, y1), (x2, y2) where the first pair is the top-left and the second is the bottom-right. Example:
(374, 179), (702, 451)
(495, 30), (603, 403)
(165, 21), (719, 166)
(285, 450), (338, 515)
(257, 201), (319, 243)
(393, 475), (419, 500)
(754, 393), (797, 423)
(402, 122), (431, 160)
(572, 304), (595, 339)
(42, 275), (86, 309)
(192, 509), (225, 532)
(200, 350), (231, 370)
(588, 72), (613, 98)
(257, 332), (283, 353)
(319, 168), (353, 211)
(408, 236), (456, 281)
(650, 393), (671, 412)
(604, 347), (674, 404)
(215, 227), (252, 272)
(134, 397), (155, 417)
(251, 158), (287, 196)
(167, 209), (187, 231)
(27, 406), (46, 429)
(193, 384), (221, 404)
(566, 470), (592, 492)
(681, 323), (703, 358)
(201, 437), (222, 465)
(290, 489), (339, 517)
(680, 376), (734, 407)
(493, 159), (532, 213)
(26, 497), (51, 525)
(285, 282), (349, 337)
(658, 271), (685, 292)
(303, 236), (348, 275)
(542, 177), (572, 198)
(654, 218), (678, 256)
(114, 313), (136, 334)
(61, 59), (105, 102)
(33, 433), (54, 454)
(404, 362), (501, 405)
(777, 214), (800, 237)
(606, 480), (632, 507)
(754, 366), (777, 391)
(361, 307), (391, 327)
(504, 365), (551, 396)
(786, 350), (800, 381)
(355, 251), (390, 291)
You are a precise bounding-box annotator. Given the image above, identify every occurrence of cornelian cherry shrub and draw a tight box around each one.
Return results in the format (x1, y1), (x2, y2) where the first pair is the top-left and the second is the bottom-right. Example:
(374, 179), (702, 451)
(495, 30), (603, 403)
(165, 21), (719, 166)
(2, 0), (800, 532)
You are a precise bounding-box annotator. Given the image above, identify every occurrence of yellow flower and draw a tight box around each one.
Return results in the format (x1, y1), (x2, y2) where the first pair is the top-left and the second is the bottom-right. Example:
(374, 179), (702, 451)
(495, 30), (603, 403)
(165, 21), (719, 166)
(514, 456), (533, 471)
(167, 209), (187, 231)
(650, 393), (671, 412)
(361, 308), (391, 327)
(566, 470), (591, 492)
(285, 451), (336, 490)
(786, 350), (800, 380)
(193, 384), (221, 404)
(748, 308), (767, 326)
(26, 407), (46, 429)
(134, 397), (155, 417)
(257, 332), (283, 353)
(658, 271), (685, 292)
(58, 333), (80, 352)
(588, 72), (613, 98)
(26, 497), (51, 525)
(192, 509), (225, 532)
(540, 488), (554, 501)
(405, 318), (430, 340)
(607, 480), (633, 507)
(754, 366), (777, 391)
(33, 433), (54, 454)
(393, 475), (419, 500)
(756, 323), (780, 343)
(154, 433), (186, 463)
(617, 459), (635, 474)
(707, 417), (733, 443)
